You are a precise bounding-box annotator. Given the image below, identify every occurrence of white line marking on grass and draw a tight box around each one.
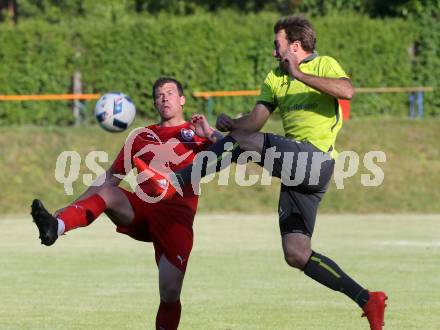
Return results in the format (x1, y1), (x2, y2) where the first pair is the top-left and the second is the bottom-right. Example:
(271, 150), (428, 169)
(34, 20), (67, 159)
(378, 240), (440, 247)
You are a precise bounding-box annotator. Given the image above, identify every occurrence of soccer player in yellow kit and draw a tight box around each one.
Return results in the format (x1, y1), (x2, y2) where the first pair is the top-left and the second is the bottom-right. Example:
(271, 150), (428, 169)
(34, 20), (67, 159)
(143, 16), (388, 330)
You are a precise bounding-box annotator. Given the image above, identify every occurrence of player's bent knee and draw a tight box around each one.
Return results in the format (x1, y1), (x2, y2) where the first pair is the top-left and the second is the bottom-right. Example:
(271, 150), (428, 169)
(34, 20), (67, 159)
(97, 185), (114, 201)
(284, 251), (309, 269)
(97, 185), (121, 207)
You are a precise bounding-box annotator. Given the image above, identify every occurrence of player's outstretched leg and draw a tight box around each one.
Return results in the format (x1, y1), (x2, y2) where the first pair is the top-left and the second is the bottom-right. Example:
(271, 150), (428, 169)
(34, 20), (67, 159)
(31, 199), (58, 246)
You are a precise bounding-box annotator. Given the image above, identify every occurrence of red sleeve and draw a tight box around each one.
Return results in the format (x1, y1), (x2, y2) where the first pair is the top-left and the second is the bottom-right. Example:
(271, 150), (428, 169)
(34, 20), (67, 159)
(110, 146), (127, 175)
(192, 135), (213, 154)
(110, 126), (150, 175)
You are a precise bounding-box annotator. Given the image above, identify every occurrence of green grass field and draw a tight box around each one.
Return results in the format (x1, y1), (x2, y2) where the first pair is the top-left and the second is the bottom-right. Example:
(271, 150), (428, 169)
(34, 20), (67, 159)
(1, 213), (439, 329)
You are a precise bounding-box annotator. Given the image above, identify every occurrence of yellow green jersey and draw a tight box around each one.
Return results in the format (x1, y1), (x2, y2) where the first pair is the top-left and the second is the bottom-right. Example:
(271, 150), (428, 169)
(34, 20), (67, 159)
(258, 54), (349, 158)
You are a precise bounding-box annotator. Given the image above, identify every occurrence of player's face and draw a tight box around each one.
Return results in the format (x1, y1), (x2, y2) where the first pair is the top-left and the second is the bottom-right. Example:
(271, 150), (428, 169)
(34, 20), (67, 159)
(154, 82), (186, 120)
(273, 29), (299, 71)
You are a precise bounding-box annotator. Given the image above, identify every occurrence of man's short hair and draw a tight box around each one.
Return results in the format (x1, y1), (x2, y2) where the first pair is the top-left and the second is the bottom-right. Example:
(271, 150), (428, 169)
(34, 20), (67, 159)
(274, 16), (316, 52)
(152, 77), (184, 99)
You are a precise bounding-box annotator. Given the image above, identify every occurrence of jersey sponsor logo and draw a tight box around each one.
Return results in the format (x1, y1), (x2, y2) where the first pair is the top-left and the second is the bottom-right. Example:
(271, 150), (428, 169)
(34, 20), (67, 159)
(288, 102), (318, 111)
(180, 128), (195, 141)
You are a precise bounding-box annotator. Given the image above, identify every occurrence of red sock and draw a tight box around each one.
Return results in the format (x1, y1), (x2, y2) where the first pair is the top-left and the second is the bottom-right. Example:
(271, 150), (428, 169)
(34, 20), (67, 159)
(58, 194), (106, 233)
(155, 300), (181, 330)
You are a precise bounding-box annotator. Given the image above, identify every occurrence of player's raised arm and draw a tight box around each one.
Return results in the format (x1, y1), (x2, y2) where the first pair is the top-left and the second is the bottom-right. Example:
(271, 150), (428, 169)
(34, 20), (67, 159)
(293, 73), (354, 100)
(280, 48), (354, 100)
(290, 70), (354, 100)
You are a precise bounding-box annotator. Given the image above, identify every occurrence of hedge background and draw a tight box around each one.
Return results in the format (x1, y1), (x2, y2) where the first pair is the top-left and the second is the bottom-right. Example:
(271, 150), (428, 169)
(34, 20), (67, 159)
(0, 10), (438, 125)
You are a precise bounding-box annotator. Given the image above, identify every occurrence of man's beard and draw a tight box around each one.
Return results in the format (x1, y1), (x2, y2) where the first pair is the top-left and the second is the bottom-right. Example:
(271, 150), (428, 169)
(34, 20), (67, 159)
(278, 60), (289, 74)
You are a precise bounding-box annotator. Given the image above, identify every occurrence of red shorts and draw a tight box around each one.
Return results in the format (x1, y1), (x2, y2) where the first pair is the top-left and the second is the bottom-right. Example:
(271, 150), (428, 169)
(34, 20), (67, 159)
(115, 188), (194, 273)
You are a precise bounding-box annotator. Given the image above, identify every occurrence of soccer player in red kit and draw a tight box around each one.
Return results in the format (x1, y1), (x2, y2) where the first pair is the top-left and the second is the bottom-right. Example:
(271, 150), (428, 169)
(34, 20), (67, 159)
(31, 77), (223, 330)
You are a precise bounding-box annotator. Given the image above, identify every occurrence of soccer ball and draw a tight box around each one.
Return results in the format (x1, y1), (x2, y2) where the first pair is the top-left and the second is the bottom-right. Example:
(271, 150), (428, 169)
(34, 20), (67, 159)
(94, 92), (136, 132)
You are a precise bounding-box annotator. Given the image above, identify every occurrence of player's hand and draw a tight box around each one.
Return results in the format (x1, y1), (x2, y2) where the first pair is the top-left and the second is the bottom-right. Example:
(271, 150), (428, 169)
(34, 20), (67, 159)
(281, 47), (301, 78)
(216, 113), (235, 132)
(190, 114), (214, 139)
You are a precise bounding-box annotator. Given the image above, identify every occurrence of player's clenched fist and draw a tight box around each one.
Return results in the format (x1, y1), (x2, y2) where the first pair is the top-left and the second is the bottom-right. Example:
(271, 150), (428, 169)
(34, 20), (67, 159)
(281, 47), (301, 78)
(216, 113), (235, 132)
(190, 114), (213, 139)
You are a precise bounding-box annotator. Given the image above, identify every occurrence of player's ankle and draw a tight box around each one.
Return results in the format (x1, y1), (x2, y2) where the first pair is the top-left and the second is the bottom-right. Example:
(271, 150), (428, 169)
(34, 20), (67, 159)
(57, 218), (65, 236)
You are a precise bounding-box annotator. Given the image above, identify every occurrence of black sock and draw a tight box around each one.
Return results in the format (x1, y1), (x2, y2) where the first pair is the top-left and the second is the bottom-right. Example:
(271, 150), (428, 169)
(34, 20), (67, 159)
(175, 135), (242, 187)
(303, 251), (369, 307)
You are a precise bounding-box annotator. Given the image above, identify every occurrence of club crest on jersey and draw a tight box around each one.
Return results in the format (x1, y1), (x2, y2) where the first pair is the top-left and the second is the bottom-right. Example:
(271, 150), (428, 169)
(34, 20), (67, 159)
(180, 128), (195, 141)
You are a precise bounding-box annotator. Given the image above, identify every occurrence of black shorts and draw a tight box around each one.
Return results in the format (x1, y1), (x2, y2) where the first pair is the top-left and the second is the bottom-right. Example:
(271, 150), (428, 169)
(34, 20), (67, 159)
(261, 133), (335, 237)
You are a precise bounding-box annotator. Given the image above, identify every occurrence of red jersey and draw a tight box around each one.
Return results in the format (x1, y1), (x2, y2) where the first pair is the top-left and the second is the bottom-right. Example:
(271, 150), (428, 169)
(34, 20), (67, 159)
(111, 122), (211, 218)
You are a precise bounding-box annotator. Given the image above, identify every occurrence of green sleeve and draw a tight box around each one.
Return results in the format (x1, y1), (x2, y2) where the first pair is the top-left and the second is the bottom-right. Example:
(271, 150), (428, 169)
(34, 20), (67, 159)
(257, 71), (277, 112)
(258, 72), (275, 104)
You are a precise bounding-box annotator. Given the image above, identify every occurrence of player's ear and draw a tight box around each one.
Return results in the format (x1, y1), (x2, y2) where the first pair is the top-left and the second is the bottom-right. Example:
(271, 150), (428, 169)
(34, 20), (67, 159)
(180, 95), (186, 106)
(291, 40), (301, 52)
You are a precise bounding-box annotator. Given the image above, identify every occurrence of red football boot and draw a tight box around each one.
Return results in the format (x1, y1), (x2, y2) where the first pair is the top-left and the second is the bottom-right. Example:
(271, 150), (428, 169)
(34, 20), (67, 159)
(362, 291), (388, 330)
(132, 157), (178, 200)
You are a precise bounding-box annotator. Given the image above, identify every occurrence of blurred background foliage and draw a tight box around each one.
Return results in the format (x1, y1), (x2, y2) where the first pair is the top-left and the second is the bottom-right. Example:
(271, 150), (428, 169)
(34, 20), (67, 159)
(0, 0), (438, 124)
(2, 0), (438, 18)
